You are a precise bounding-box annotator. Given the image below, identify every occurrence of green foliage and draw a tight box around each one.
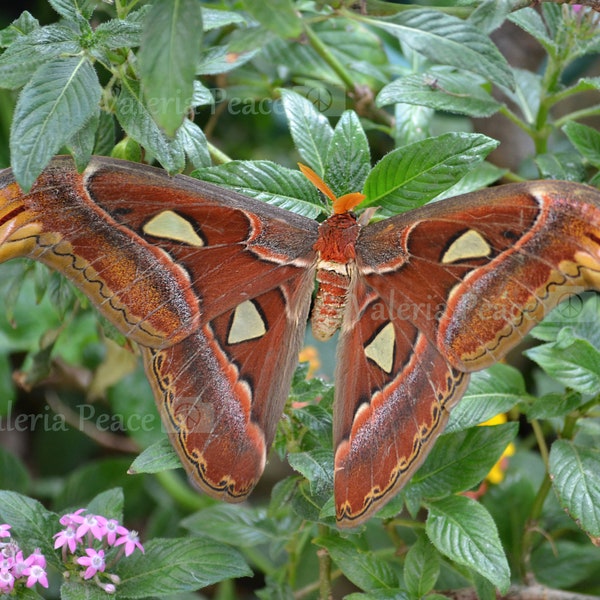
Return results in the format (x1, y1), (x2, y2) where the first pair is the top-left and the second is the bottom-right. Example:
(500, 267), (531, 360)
(1, 1), (600, 598)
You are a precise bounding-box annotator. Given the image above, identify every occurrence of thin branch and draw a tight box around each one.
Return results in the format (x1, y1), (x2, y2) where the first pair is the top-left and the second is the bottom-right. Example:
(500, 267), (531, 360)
(317, 547), (333, 600)
(45, 391), (139, 453)
(438, 584), (600, 599)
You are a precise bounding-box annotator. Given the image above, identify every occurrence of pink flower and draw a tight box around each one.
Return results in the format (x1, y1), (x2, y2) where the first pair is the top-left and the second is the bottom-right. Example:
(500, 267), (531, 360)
(0, 570), (14, 592)
(77, 548), (106, 580)
(0, 557), (13, 571)
(572, 4), (583, 12)
(0, 525), (10, 539)
(26, 548), (46, 568)
(59, 509), (86, 527)
(54, 526), (80, 553)
(10, 551), (27, 578)
(23, 564), (49, 589)
(104, 519), (128, 546)
(76, 514), (107, 541)
(0, 542), (19, 562)
(114, 530), (144, 556)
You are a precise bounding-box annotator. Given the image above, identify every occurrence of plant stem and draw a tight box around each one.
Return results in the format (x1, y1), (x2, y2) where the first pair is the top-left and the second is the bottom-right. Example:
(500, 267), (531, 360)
(499, 106), (537, 139)
(302, 21), (393, 126)
(343, 2), (471, 18)
(302, 22), (355, 91)
(317, 526), (333, 600)
(554, 104), (600, 127)
(519, 473), (553, 579)
(530, 420), (550, 467)
(519, 418), (553, 578)
(207, 141), (232, 165)
(154, 470), (208, 511)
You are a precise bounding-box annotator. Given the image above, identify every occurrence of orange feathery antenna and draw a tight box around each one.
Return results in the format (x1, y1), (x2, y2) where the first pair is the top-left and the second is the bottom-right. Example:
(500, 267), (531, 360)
(298, 163), (365, 214)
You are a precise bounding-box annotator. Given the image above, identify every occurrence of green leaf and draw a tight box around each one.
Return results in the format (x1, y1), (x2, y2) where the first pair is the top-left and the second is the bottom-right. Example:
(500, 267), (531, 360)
(324, 110), (370, 197)
(404, 536), (440, 598)
(111, 137), (143, 163)
(541, 3), (563, 41)
(525, 332), (600, 394)
(446, 363), (525, 432)
(115, 76), (185, 173)
(468, 0), (521, 34)
(242, 0), (302, 38)
(377, 70), (502, 118)
(549, 440), (600, 538)
(433, 161), (506, 201)
(534, 152), (585, 181)
(530, 294), (600, 343)
(394, 103), (433, 146)
(191, 80), (214, 108)
(362, 133), (498, 213)
(197, 44), (261, 75)
(316, 20), (388, 88)
(116, 538), (251, 598)
(367, 10), (514, 90)
(315, 535), (400, 592)
(201, 7), (248, 31)
(192, 160), (325, 218)
(409, 423), (518, 498)
(508, 8), (555, 54)
(279, 88), (334, 176)
(262, 19), (386, 90)
(0, 24), (81, 90)
(0, 491), (60, 569)
(473, 573), (498, 600)
(10, 56), (101, 190)
(85, 487), (124, 521)
(67, 108), (99, 170)
(93, 17), (144, 50)
(562, 76), (600, 96)
(139, 0), (203, 136)
(287, 449), (334, 498)
(129, 438), (182, 474)
(177, 119), (211, 169)
(288, 403), (333, 449)
(563, 121), (600, 168)
(425, 495), (510, 592)
(48, 0), (95, 20)
(61, 582), (110, 600)
(525, 390), (587, 420)
(94, 111), (116, 155)
(182, 504), (273, 547)
(502, 68), (542, 125)
(0, 11), (39, 47)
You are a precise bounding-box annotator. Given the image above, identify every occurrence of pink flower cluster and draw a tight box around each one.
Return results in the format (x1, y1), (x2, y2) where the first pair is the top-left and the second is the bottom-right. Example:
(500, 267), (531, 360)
(1, 509), (144, 594)
(0, 524), (49, 592)
(54, 509), (144, 592)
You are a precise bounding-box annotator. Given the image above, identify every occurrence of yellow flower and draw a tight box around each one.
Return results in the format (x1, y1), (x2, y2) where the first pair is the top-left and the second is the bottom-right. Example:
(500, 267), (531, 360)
(481, 414), (515, 485)
(298, 345), (321, 379)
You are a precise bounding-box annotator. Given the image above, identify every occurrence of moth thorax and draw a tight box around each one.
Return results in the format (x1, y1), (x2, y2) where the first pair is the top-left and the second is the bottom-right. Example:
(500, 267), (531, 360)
(311, 213), (360, 341)
(311, 265), (352, 341)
